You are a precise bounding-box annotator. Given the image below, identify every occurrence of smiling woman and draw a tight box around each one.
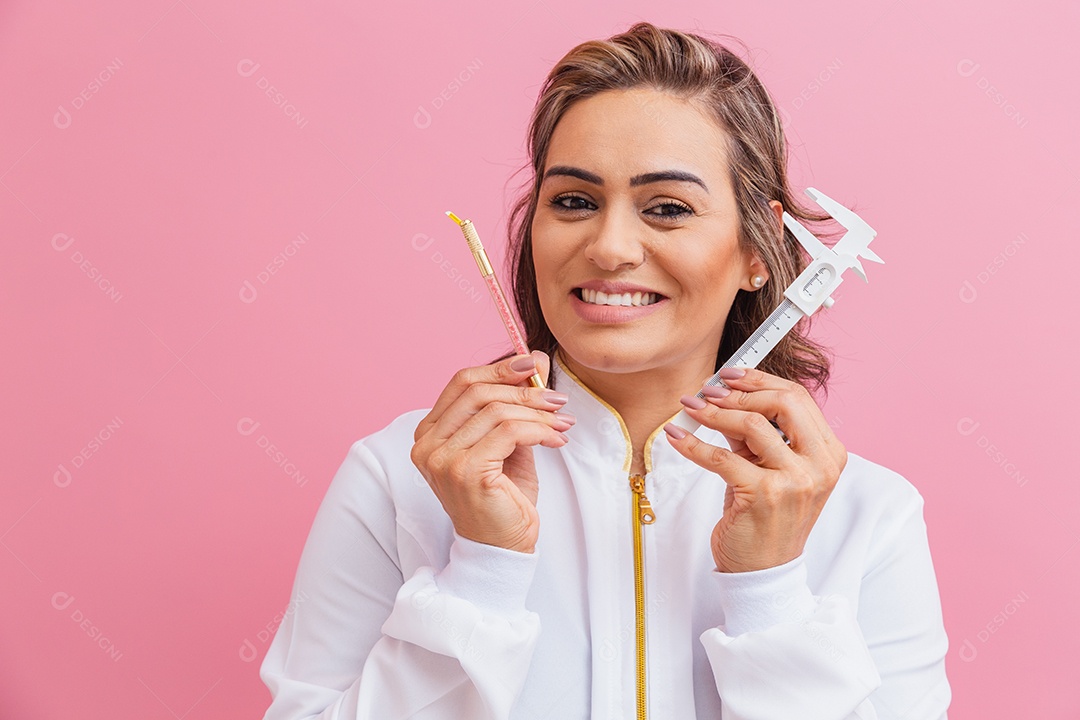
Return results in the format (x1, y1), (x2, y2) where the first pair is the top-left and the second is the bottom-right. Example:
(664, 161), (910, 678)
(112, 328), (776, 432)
(528, 85), (786, 464)
(259, 21), (951, 720)
(505, 32), (839, 407)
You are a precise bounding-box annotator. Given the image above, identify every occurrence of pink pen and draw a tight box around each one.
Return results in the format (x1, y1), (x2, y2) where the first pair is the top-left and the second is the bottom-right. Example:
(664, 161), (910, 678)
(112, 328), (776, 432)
(446, 211), (546, 389)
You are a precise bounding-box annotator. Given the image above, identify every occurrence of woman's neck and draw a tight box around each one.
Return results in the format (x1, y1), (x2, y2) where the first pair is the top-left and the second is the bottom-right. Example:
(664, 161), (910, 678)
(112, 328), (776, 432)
(557, 348), (715, 471)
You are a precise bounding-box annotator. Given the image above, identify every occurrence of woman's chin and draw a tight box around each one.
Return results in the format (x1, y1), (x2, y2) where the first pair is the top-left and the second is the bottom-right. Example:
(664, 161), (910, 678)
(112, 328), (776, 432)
(555, 339), (664, 375)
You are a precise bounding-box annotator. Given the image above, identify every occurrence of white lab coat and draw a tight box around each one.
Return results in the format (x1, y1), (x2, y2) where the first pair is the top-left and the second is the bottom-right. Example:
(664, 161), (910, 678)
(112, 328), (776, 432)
(259, 356), (951, 719)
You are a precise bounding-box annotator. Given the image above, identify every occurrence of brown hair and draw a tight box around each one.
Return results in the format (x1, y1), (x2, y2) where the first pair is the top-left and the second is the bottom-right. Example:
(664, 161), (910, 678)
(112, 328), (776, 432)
(493, 21), (839, 396)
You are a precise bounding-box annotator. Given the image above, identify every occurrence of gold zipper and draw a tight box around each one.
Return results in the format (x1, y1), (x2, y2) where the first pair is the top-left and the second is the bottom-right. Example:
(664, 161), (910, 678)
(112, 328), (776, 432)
(550, 352), (678, 720)
(629, 472), (655, 720)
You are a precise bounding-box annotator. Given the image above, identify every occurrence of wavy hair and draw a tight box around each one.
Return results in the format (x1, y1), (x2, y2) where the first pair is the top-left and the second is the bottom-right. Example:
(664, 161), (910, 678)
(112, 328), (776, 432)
(492, 21), (839, 395)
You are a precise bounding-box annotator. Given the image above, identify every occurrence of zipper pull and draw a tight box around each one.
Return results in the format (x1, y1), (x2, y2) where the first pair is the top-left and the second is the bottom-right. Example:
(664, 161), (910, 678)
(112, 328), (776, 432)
(629, 474), (656, 524)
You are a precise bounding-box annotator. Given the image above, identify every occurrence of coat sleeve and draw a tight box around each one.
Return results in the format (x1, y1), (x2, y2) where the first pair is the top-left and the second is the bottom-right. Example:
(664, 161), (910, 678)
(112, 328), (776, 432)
(699, 485), (951, 720)
(258, 438), (542, 720)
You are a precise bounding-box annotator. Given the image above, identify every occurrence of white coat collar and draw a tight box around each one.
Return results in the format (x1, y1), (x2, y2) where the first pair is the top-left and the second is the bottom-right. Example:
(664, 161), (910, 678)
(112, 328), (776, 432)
(549, 349), (728, 475)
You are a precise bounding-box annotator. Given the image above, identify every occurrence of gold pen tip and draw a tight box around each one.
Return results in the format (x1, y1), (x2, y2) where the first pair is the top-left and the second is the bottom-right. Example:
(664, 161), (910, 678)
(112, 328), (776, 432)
(445, 211), (464, 225)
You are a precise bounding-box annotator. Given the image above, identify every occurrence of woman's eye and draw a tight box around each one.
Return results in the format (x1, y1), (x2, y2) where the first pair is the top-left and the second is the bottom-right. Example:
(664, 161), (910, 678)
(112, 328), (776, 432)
(646, 202), (692, 221)
(548, 195), (693, 221)
(550, 194), (595, 212)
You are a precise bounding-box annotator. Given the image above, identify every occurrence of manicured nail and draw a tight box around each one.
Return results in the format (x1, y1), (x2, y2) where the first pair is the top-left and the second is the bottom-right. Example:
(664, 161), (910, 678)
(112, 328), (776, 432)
(701, 384), (731, 399)
(511, 356), (536, 371)
(558, 431), (570, 442)
(664, 423), (687, 440)
(542, 390), (569, 405)
(554, 412), (576, 426)
(718, 367), (746, 380)
(680, 394), (707, 410)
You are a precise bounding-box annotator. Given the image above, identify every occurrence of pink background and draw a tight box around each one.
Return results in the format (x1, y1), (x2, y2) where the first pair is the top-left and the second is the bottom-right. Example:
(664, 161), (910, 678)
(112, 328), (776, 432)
(3, 0), (1077, 717)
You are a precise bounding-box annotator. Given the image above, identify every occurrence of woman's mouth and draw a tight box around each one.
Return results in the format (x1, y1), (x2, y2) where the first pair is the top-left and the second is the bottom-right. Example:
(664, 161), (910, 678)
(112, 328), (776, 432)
(573, 287), (663, 307)
(569, 288), (669, 323)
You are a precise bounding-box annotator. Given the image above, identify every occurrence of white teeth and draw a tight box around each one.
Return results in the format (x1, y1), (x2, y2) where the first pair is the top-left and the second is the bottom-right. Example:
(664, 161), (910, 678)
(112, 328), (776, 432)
(580, 288), (659, 307)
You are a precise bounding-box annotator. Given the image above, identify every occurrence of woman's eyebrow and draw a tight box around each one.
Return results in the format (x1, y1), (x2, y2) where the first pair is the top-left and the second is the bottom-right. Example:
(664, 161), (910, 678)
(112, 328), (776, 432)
(542, 165), (709, 193)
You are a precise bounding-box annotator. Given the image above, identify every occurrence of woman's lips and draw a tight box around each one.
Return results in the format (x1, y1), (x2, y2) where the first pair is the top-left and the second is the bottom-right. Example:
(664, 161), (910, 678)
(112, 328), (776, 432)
(569, 290), (668, 324)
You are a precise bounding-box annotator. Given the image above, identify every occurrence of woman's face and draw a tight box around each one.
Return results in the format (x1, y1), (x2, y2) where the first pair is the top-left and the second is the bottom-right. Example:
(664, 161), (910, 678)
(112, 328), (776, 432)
(532, 87), (770, 377)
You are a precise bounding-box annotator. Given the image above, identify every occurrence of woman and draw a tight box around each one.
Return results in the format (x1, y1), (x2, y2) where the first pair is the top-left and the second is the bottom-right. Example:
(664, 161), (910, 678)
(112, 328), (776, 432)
(259, 22), (951, 720)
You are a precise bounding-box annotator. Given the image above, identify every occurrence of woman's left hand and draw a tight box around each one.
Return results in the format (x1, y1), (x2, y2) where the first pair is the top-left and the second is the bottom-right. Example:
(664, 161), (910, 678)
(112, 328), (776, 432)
(664, 366), (848, 574)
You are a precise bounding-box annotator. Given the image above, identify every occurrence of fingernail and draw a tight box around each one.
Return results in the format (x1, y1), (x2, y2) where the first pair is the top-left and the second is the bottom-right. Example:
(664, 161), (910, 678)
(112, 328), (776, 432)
(701, 384), (731, 399)
(542, 390), (569, 405)
(718, 367), (746, 379)
(558, 431), (570, 442)
(511, 356), (536, 371)
(554, 412), (576, 426)
(680, 394), (707, 409)
(664, 423), (687, 440)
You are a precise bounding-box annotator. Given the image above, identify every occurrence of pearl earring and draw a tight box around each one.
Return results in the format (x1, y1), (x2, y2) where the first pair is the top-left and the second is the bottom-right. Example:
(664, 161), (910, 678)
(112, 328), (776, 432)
(751, 275), (766, 288)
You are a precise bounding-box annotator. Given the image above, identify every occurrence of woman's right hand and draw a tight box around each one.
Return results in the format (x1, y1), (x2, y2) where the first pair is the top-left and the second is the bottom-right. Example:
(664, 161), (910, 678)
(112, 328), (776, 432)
(410, 351), (574, 554)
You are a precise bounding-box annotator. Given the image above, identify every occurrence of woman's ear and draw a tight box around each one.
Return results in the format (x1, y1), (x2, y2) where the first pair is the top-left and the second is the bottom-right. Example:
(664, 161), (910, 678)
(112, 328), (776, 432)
(768, 200), (783, 236)
(740, 200), (783, 291)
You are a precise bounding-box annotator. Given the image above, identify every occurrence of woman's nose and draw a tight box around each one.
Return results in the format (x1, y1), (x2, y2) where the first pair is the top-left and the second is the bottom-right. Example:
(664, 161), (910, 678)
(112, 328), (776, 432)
(584, 207), (647, 271)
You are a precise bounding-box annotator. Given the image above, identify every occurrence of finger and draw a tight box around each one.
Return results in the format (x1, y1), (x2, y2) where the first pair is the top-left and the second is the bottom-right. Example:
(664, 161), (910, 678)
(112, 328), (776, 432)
(714, 365), (794, 392)
(678, 402), (793, 470)
(680, 390), (753, 460)
(704, 368), (834, 457)
(415, 353), (559, 442)
(464, 420), (570, 487)
(700, 386), (823, 458)
(720, 433), (754, 462)
(699, 415), (752, 461)
(427, 380), (570, 444)
(663, 422), (762, 485)
(442, 399), (572, 456)
(526, 350), (551, 389)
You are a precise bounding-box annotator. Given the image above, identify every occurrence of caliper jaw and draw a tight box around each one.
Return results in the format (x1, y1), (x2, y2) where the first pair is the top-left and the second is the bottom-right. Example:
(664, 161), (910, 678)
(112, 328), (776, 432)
(780, 187), (883, 317)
